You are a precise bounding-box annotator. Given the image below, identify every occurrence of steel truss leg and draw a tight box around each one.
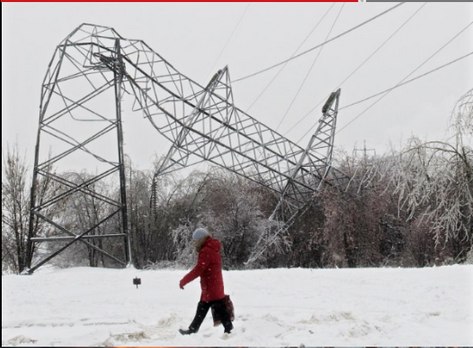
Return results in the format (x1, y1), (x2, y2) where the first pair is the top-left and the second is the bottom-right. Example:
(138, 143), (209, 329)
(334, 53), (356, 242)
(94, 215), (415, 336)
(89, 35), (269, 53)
(246, 89), (342, 265)
(26, 38), (131, 273)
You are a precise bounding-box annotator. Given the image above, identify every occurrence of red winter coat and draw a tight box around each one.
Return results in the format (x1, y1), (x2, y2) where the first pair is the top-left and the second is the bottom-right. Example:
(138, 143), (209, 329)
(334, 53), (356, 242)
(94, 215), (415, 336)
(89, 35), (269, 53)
(180, 237), (225, 302)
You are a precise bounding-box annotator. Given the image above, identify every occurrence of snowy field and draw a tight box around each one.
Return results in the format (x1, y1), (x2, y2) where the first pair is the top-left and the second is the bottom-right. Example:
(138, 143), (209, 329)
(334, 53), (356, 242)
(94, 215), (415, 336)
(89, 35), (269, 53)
(2, 265), (472, 346)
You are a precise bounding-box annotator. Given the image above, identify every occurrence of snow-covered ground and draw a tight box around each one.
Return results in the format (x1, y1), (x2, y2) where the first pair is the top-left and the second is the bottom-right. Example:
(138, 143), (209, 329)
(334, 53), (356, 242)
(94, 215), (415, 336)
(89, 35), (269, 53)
(2, 265), (472, 346)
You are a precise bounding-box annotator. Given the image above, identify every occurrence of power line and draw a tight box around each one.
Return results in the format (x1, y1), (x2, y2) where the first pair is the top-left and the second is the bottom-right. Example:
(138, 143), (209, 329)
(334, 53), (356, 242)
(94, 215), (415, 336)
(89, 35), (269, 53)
(292, 19), (472, 144)
(340, 20), (473, 111)
(335, 20), (473, 135)
(233, 2), (406, 83)
(293, 51), (472, 146)
(245, 3), (336, 113)
(208, 4), (251, 76)
(340, 52), (473, 113)
(276, 4), (345, 131)
(283, 3), (427, 140)
(336, 3), (427, 96)
(336, 51), (473, 135)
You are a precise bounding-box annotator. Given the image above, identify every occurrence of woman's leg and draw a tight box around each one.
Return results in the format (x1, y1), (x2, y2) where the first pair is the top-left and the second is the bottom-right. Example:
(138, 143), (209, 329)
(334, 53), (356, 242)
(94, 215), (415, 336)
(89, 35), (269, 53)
(183, 301), (211, 334)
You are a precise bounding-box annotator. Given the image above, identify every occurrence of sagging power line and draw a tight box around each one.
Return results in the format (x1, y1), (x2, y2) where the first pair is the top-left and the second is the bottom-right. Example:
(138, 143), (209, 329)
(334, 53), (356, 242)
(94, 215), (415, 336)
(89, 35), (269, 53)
(291, 20), (472, 144)
(282, 2), (427, 140)
(276, 4), (345, 132)
(233, 2), (405, 83)
(246, 3), (336, 113)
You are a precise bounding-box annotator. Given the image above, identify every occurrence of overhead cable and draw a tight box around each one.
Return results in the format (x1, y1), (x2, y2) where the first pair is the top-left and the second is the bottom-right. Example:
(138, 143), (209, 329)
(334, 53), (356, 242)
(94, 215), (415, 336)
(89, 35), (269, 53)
(283, 2), (426, 141)
(277, 4), (345, 131)
(339, 20), (473, 111)
(336, 51), (473, 135)
(246, 3), (336, 112)
(293, 51), (472, 145)
(335, 20), (473, 135)
(209, 4), (250, 76)
(285, 3), (427, 142)
(233, 2), (406, 83)
(292, 19), (472, 144)
(336, 3), (427, 97)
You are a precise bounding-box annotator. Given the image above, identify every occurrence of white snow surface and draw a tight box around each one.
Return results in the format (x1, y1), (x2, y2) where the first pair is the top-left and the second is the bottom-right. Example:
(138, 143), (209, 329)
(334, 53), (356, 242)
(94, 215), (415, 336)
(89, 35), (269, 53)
(2, 265), (473, 346)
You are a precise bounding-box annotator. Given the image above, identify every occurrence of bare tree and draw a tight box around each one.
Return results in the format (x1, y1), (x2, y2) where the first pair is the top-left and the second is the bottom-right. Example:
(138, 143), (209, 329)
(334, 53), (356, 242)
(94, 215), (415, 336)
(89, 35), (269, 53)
(2, 145), (56, 273)
(199, 173), (268, 268)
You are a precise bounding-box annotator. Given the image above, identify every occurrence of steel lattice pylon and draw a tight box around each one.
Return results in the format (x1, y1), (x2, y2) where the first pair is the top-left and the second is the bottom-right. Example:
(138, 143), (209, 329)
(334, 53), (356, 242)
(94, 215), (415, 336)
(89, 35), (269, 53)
(27, 24), (348, 272)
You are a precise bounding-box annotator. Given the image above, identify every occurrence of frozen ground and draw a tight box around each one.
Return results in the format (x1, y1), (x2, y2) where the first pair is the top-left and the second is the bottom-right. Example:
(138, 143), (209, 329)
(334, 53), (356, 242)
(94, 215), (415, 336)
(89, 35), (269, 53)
(2, 265), (472, 346)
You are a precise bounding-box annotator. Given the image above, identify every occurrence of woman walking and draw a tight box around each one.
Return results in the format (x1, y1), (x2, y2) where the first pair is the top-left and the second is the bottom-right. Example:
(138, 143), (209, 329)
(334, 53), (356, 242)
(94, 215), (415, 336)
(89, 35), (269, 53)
(179, 228), (234, 335)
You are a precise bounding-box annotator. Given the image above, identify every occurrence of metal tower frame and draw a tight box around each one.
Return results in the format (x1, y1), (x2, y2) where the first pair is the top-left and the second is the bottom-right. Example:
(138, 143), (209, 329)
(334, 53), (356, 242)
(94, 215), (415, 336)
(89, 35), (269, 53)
(26, 27), (132, 273)
(27, 24), (348, 272)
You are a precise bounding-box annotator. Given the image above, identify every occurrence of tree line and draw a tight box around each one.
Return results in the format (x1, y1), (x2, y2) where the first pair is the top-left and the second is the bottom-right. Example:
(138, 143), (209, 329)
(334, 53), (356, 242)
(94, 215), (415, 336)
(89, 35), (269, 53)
(3, 93), (472, 273)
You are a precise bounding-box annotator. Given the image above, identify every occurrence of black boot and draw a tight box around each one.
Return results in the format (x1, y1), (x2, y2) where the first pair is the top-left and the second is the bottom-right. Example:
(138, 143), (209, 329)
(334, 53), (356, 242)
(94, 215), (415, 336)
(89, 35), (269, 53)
(179, 328), (196, 335)
(224, 321), (233, 334)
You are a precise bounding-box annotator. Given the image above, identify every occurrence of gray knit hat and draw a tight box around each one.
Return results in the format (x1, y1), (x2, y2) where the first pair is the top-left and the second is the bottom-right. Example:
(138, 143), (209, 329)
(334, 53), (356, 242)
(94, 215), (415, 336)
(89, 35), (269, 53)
(192, 228), (209, 241)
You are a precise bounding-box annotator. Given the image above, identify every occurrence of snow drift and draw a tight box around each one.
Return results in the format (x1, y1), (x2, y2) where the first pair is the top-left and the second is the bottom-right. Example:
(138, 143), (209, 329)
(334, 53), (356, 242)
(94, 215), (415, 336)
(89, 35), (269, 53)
(2, 265), (472, 346)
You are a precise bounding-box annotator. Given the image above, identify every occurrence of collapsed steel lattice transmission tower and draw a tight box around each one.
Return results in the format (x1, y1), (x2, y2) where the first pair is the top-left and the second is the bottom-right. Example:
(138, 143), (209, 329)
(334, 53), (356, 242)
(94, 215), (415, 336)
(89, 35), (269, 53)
(27, 23), (348, 273)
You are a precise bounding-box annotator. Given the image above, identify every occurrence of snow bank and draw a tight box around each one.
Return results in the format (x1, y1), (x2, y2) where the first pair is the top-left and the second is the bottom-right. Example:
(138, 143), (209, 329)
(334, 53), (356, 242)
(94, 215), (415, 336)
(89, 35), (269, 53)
(2, 265), (472, 346)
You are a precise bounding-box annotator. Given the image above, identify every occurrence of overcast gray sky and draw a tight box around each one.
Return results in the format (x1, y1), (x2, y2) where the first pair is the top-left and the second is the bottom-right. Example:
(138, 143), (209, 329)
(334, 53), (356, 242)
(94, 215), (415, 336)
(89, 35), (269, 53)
(2, 2), (472, 172)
